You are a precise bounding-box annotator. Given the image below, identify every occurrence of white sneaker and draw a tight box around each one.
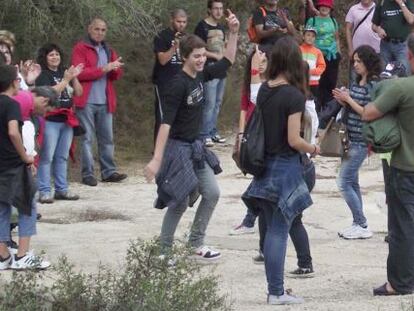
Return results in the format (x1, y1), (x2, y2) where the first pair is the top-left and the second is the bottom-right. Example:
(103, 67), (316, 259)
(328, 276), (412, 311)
(267, 292), (304, 305)
(205, 138), (215, 147)
(192, 246), (221, 262)
(212, 135), (226, 143)
(229, 224), (255, 236)
(11, 251), (51, 270)
(0, 255), (12, 270)
(338, 224), (357, 237)
(340, 225), (373, 240)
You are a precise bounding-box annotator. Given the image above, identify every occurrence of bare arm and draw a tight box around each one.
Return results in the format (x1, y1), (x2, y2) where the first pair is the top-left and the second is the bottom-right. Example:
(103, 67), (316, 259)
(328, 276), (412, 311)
(288, 112), (319, 154)
(397, 0), (414, 24)
(144, 124), (171, 182)
(239, 110), (247, 133)
(345, 22), (354, 59)
(361, 103), (384, 121)
(72, 77), (83, 97)
(157, 43), (178, 66)
(8, 120), (33, 164)
(372, 23), (387, 39)
(222, 10), (240, 64)
(205, 50), (222, 61)
(255, 24), (279, 41)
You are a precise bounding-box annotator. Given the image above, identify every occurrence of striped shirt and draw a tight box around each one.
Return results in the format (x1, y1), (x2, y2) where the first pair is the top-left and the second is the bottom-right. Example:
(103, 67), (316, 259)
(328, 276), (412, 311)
(346, 82), (375, 143)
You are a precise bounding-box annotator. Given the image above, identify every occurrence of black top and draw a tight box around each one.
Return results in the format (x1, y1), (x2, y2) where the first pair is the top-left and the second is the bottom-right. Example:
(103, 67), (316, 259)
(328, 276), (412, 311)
(252, 7), (289, 45)
(258, 84), (305, 156)
(35, 68), (72, 122)
(152, 27), (183, 86)
(0, 95), (24, 172)
(194, 20), (226, 68)
(162, 58), (232, 142)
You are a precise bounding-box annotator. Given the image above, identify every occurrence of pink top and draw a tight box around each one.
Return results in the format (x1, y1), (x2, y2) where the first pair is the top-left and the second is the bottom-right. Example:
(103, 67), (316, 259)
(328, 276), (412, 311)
(345, 2), (380, 53)
(12, 91), (34, 121)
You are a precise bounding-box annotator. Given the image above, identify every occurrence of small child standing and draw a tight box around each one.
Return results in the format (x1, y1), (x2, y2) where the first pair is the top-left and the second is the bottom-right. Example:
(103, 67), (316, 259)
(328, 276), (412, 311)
(300, 26), (326, 113)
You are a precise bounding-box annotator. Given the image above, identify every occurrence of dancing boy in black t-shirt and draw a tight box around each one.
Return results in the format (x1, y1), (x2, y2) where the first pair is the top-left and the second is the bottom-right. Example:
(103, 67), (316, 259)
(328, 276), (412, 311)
(152, 9), (188, 143)
(145, 10), (240, 261)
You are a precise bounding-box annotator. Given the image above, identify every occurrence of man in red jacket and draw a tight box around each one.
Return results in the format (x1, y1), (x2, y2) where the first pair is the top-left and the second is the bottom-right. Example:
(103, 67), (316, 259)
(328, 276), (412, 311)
(72, 17), (126, 186)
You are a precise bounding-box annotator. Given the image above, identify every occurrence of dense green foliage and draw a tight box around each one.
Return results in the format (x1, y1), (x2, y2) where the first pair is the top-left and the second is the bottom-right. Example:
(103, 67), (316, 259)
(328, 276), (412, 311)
(0, 240), (231, 311)
(0, 0), (352, 159)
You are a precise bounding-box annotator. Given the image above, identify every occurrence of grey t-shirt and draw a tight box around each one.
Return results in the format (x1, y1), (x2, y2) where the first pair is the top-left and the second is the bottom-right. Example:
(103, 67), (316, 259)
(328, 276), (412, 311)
(88, 44), (108, 105)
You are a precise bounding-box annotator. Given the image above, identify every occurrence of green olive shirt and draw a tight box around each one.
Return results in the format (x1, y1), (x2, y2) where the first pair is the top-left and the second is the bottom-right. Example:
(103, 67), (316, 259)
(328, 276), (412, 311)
(374, 76), (414, 172)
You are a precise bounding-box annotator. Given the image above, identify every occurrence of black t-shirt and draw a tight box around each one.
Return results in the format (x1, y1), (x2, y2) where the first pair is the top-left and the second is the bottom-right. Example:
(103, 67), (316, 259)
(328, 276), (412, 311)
(35, 68), (72, 122)
(152, 28), (183, 86)
(258, 83), (305, 156)
(0, 95), (24, 172)
(162, 58), (232, 142)
(194, 20), (226, 67)
(252, 7), (289, 45)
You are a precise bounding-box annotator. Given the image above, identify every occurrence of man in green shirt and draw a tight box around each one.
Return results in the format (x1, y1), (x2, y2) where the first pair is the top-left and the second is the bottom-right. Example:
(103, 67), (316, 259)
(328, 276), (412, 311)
(372, 0), (414, 74)
(362, 32), (414, 296)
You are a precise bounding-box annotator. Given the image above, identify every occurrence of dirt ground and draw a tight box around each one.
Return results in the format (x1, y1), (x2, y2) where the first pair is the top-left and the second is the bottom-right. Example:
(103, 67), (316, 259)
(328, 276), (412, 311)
(6, 141), (414, 310)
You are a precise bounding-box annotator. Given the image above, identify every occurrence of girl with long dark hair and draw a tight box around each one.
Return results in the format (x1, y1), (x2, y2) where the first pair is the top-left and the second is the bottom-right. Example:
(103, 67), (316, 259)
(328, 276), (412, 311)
(242, 36), (320, 305)
(333, 45), (382, 239)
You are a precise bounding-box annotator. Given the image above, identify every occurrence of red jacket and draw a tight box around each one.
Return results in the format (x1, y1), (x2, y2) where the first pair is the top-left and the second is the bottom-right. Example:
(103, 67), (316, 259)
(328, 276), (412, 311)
(71, 39), (123, 113)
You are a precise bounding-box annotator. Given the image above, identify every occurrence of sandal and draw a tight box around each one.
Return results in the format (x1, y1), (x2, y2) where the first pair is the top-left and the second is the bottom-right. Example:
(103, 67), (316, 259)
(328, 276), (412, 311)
(373, 283), (402, 296)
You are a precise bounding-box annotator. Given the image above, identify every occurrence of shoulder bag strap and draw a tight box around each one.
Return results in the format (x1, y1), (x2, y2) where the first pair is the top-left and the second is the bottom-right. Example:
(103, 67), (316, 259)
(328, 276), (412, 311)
(352, 6), (375, 38)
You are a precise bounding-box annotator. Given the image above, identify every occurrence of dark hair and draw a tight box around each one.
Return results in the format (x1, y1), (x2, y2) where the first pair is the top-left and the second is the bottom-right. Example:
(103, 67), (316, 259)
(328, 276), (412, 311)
(179, 34), (206, 59)
(208, 0), (223, 10)
(302, 61), (311, 99)
(352, 45), (382, 84)
(0, 64), (18, 93)
(36, 43), (65, 71)
(243, 44), (272, 99)
(267, 36), (306, 94)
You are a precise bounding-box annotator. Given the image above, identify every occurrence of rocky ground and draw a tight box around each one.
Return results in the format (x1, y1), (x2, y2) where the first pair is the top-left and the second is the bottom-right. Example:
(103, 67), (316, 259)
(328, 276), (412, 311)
(4, 141), (414, 311)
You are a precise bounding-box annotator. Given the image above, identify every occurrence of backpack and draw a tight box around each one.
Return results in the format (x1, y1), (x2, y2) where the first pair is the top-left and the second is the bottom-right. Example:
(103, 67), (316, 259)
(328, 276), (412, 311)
(247, 7), (267, 43)
(239, 101), (266, 176)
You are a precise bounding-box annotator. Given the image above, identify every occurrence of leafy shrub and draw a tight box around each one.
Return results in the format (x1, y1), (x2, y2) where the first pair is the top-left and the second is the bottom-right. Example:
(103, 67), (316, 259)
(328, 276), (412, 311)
(0, 240), (231, 311)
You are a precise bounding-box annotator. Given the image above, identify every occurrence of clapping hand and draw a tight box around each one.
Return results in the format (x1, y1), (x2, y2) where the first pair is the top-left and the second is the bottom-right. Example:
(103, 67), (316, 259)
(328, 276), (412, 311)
(20, 60), (41, 85)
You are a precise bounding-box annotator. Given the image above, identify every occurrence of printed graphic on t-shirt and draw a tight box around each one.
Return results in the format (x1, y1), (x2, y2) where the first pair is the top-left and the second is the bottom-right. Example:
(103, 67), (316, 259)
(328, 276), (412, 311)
(383, 9), (403, 17)
(186, 83), (203, 106)
(264, 11), (287, 30)
(206, 29), (225, 54)
(52, 75), (71, 107)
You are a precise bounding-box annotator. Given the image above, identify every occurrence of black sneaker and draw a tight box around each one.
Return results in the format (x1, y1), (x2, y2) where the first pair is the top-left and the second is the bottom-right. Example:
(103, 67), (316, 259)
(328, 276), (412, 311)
(102, 172), (127, 183)
(211, 134), (226, 143)
(82, 176), (98, 187)
(54, 191), (80, 201)
(288, 267), (315, 278)
(252, 251), (264, 265)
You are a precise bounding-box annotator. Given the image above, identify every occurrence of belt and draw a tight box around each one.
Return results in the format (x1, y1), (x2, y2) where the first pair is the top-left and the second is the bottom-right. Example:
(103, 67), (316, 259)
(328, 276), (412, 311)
(383, 37), (405, 44)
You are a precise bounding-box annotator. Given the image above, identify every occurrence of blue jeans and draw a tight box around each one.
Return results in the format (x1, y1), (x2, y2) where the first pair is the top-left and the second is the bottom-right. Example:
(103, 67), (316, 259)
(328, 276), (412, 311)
(0, 200), (37, 242)
(380, 40), (410, 75)
(200, 78), (226, 139)
(337, 143), (368, 226)
(76, 104), (116, 179)
(387, 167), (414, 294)
(38, 121), (73, 195)
(160, 164), (220, 249)
(261, 200), (290, 296)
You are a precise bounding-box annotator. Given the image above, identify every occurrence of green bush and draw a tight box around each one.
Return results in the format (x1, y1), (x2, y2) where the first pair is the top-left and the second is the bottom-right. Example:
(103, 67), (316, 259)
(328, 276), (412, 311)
(0, 240), (231, 311)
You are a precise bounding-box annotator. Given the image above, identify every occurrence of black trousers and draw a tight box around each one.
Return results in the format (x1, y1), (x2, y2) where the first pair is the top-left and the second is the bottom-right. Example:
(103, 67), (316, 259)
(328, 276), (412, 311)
(318, 53), (341, 110)
(387, 167), (414, 294)
(259, 211), (312, 269)
(153, 85), (167, 144)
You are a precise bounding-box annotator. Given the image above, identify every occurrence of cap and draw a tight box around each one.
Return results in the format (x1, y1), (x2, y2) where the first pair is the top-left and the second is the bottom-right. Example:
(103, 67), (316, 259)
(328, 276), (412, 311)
(31, 86), (59, 107)
(380, 62), (407, 79)
(303, 26), (317, 35)
(316, 0), (334, 9)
